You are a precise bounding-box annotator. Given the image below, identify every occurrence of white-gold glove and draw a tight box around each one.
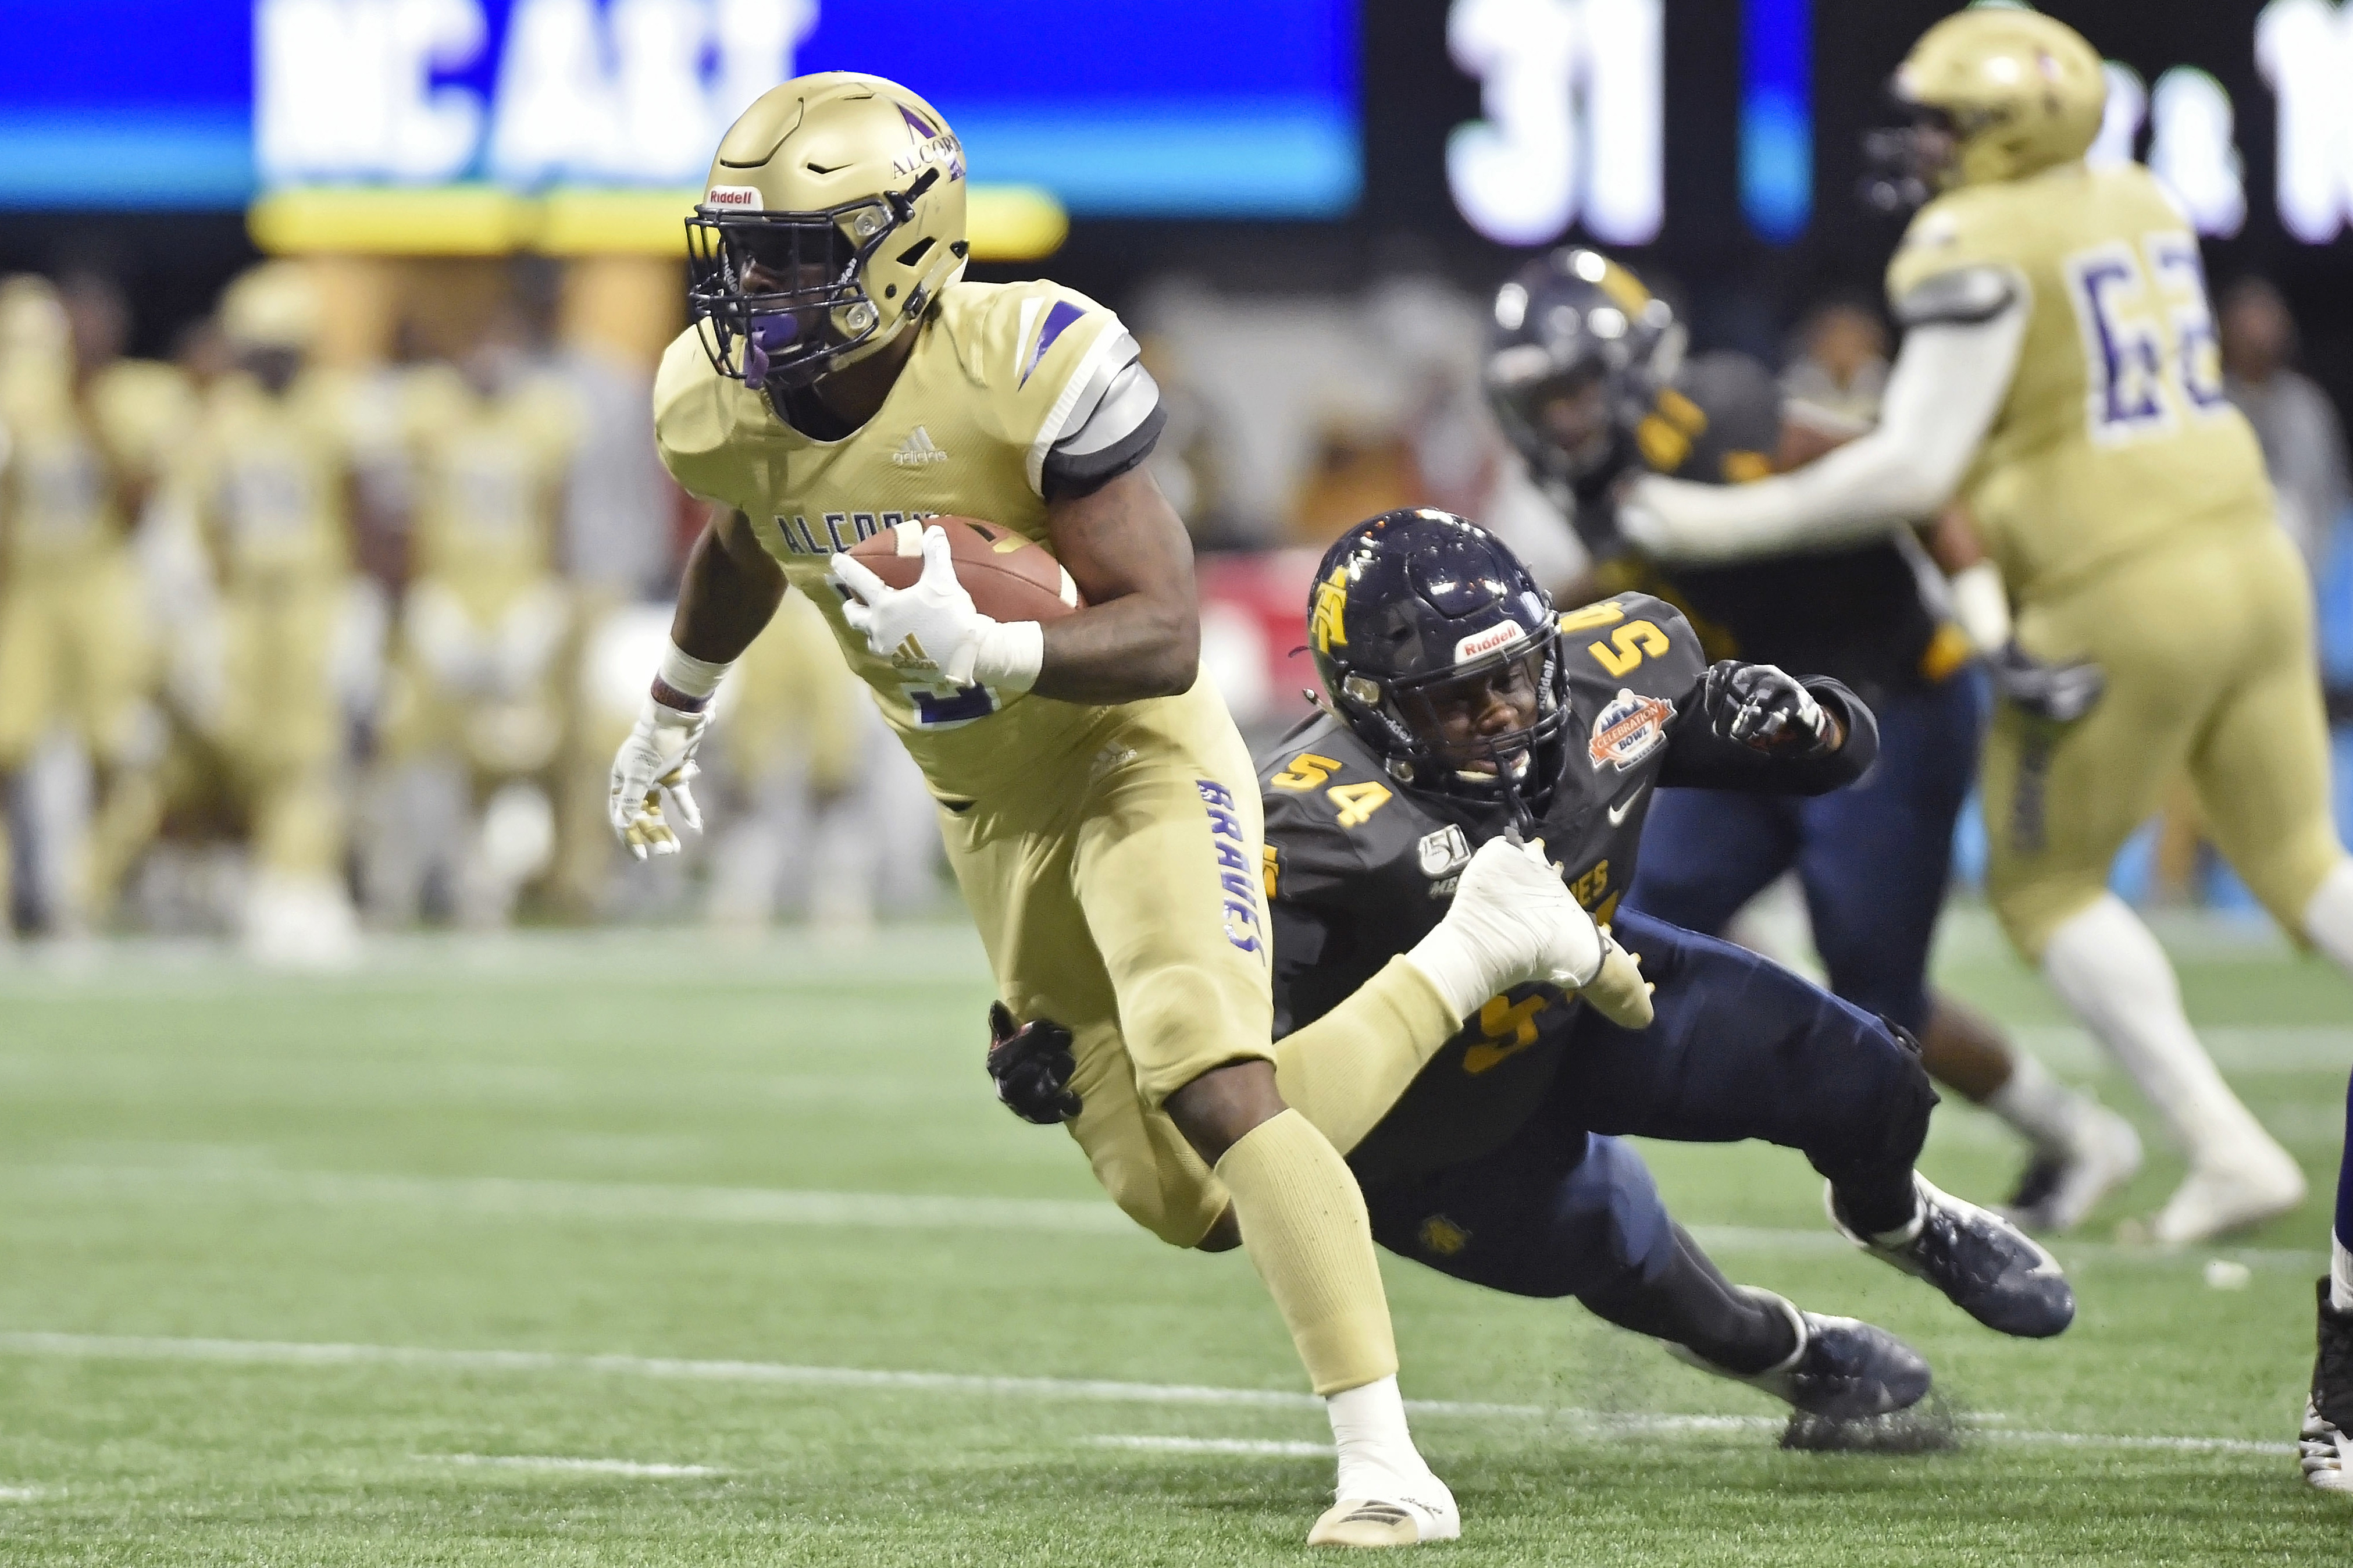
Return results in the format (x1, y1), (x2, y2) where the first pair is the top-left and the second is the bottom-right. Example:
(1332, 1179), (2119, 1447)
(829, 526), (1043, 693)
(608, 693), (709, 860)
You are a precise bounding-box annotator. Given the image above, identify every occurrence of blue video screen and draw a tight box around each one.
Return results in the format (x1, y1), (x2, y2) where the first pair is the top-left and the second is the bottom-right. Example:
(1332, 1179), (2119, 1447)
(0, 0), (1359, 216)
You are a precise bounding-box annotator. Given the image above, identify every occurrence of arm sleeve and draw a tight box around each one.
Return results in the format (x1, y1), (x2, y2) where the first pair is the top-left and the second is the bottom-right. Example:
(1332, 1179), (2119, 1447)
(1657, 675), (1879, 794)
(1621, 271), (2028, 564)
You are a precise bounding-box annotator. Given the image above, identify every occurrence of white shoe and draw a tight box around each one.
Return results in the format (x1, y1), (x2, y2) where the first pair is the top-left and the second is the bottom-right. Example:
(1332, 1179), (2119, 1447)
(2306, 1398), (2353, 1493)
(2003, 1107), (2144, 1234)
(2147, 1145), (2306, 1246)
(2305, 1282), (2353, 1494)
(243, 874), (361, 968)
(1307, 1474), (1460, 1547)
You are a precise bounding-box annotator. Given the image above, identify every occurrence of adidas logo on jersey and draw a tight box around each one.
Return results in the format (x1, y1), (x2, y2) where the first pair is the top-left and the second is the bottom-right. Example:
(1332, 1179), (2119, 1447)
(890, 426), (950, 467)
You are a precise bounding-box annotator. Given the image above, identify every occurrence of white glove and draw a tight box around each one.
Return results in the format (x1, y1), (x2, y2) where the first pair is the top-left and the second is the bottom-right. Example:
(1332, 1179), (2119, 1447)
(1405, 836), (1656, 1029)
(608, 693), (710, 860)
(829, 526), (1043, 693)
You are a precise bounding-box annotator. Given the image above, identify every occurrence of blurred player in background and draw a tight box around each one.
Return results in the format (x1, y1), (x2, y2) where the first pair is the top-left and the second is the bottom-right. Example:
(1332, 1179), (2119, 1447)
(0, 275), (184, 933)
(1486, 248), (2138, 1233)
(699, 590), (886, 932)
(1623, 10), (2344, 1261)
(607, 73), (1638, 1545)
(364, 308), (578, 928)
(170, 262), (366, 961)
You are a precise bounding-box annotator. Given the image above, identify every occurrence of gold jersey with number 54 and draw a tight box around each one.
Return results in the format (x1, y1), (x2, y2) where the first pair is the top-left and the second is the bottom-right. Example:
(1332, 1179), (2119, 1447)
(1887, 159), (2274, 604)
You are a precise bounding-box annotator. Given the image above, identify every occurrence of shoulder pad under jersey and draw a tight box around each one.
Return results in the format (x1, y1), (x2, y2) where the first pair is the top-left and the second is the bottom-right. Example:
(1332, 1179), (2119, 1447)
(1557, 590), (1709, 736)
(653, 325), (760, 505)
(937, 281), (1157, 497)
(1257, 715), (1458, 908)
(1649, 352), (1783, 487)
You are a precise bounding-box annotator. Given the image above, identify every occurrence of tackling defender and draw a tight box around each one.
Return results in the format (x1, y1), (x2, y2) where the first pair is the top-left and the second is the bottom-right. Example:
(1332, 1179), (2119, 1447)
(609, 73), (1642, 1546)
(1623, 8), (2345, 1251)
(1483, 247), (2139, 1232)
(996, 511), (2072, 1419)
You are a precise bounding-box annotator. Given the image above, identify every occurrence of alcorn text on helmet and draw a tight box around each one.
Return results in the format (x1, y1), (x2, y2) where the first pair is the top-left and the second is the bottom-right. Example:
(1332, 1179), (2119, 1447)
(1863, 8), (2106, 211)
(686, 73), (968, 395)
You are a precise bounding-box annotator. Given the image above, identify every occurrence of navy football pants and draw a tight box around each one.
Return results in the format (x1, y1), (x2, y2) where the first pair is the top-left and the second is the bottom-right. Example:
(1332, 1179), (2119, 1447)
(1625, 672), (1985, 1034)
(1362, 911), (1937, 1304)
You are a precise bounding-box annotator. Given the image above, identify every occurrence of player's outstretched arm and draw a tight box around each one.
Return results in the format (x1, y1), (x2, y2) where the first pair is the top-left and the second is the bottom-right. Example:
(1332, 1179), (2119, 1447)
(1032, 464), (1201, 704)
(609, 508), (786, 858)
(1620, 273), (2028, 564)
(1659, 661), (1880, 794)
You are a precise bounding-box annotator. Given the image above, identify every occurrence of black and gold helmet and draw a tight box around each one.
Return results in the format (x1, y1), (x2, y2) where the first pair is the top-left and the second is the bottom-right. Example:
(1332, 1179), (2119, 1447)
(1309, 509), (1568, 814)
(1483, 248), (1683, 502)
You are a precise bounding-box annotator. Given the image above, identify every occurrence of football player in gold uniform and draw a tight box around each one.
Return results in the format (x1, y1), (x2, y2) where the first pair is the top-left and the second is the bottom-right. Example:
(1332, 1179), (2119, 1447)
(171, 263), (365, 961)
(1621, 9), (2345, 1251)
(0, 277), (188, 931)
(611, 73), (1649, 1546)
(369, 318), (579, 926)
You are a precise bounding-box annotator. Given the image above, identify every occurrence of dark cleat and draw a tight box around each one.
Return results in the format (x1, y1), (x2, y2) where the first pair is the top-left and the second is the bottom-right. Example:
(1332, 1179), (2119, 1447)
(1669, 1289), (1933, 1422)
(2304, 1278), (2353, 1494)
(1830, 1174), (2075, 1338)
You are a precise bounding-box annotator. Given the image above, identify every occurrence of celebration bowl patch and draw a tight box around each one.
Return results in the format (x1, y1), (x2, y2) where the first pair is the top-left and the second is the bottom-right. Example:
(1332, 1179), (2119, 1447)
(1589, 688), (1674, 771)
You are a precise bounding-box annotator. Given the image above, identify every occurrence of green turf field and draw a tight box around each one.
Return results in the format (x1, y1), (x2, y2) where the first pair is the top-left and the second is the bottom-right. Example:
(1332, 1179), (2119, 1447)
(0, 912), (2345, 1565)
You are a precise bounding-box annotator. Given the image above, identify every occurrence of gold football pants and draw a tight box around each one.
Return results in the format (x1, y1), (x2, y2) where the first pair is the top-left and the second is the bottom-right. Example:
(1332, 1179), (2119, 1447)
(0, 553), (151, 768)
(218, 576), (346, 878)
(939, 680), (1272, 1248)
(1983, 522), (2344, 957)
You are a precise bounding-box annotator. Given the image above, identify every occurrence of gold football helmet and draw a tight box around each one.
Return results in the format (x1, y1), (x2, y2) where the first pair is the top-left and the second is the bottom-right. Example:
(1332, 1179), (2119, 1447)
(219, 262), (324, 353)
(686, 72), (968, 393)
(1865, 8), (2106, 208)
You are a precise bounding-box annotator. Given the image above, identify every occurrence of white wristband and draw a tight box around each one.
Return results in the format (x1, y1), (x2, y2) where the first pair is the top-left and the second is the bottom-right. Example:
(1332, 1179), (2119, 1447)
(972, 618), (1045, 695)
(1400, 927), (1492, 1021)
(1947, 561), (2012, 654)
(657, 640), (733, 701)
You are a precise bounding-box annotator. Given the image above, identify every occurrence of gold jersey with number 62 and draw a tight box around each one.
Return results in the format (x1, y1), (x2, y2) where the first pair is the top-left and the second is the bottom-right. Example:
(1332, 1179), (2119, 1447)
(653, 276), (1156, 800)
(1887, 159), (2274, 603)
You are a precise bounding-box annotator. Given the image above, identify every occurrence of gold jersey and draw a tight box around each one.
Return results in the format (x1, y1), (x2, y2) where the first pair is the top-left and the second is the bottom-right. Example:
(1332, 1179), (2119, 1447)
(1887, 161), (2274, 603)
(0, 359), (189, 573)
(655, 279), (1140, 798)
(401, 365), (579, 618)
(176, 369), (355, 586)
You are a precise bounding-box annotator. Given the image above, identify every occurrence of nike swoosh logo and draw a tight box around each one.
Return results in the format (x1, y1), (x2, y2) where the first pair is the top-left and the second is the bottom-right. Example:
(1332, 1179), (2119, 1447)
(1607, 784), (1648, 826)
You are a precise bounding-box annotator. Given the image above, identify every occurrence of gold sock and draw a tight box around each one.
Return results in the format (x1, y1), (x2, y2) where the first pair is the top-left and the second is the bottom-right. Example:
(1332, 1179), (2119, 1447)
(1272, 956), (1463, 1156)
(1215, 1108), (1398, 1396)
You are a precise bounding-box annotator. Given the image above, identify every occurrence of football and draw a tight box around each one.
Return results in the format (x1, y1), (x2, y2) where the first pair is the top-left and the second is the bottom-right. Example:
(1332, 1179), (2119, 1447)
(844, 516), (1085, 623)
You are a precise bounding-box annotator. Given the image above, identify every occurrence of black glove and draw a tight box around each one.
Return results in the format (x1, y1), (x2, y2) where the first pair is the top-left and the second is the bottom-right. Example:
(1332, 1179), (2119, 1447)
(1700, 661), (1837, 756)
(1990, 642), (2104, 724)
(985, 1002), (1081, 1125)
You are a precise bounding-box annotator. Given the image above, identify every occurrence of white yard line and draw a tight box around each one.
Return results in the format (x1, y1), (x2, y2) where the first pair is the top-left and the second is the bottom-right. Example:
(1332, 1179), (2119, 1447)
(422, 1454), (721, 1477)
(13, 1164), (2323, 1268)
(0, 1486), (47, 1501)
(1089, 1435), (1335, 1457)
(0, 1331), (2294, 1455)
(18, 1166), (1134, 1235)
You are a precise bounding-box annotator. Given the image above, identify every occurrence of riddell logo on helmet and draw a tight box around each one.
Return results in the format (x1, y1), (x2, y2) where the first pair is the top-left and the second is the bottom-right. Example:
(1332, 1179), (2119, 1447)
(705, 186), (762, 208)
(1453, 622), (1527, 662)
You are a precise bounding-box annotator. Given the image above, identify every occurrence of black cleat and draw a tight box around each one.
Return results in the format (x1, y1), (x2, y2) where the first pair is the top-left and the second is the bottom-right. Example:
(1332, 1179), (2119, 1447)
(2303, 1278), (2353, 1494)
(1830, 1174), (2075, 1339)
(1668, 1289), (1933, 1422)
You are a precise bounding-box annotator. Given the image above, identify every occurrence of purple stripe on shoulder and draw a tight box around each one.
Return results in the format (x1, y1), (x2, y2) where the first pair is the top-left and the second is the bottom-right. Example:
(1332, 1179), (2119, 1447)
(1020, 300), (1087, 387)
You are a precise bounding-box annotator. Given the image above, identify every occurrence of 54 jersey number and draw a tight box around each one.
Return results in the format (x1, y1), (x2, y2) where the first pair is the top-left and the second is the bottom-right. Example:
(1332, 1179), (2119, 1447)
(1271, 753), (1393, 828)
